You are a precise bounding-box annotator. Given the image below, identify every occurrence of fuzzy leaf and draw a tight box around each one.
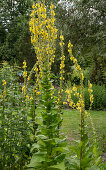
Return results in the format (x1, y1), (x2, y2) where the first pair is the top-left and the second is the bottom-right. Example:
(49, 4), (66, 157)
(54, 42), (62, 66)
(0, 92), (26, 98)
(31, 143), (40, 152)
(27, 154), (45, 168)
(49, 162), (66, 170)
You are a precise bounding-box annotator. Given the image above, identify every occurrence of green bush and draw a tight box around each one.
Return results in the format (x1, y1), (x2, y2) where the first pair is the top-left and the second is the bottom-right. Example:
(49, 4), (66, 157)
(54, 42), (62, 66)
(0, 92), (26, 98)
(84, 85), (106, 110)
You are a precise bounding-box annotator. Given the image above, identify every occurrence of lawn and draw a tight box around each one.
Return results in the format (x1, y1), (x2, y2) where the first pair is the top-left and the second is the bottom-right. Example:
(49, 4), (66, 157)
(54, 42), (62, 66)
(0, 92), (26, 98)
(36, 109), (106, 151)
(61, 109), (106, 161)
(61, 110), (106, 142)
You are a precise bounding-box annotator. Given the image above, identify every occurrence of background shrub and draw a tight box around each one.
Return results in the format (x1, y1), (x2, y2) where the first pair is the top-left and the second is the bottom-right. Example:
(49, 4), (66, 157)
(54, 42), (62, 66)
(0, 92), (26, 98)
(84, 85), (106, 110)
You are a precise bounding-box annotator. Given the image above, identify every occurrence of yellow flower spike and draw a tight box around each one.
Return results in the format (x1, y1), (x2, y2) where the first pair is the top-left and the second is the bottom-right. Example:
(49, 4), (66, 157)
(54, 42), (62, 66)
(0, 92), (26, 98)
(88, 80), (93, 107)
(23, 71), (27, 78)
(2, 80), (6, 86)
(29, 1), (57, 74)
(23, 61), (27, 68)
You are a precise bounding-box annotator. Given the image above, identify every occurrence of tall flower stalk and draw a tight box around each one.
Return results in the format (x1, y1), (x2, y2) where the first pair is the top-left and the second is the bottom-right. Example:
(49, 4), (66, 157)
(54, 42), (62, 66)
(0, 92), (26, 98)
(57, 31), (65, 136)
(27, 1), (66, 169)
(68, 41), (86, 169)
(65, 40), (102, 169)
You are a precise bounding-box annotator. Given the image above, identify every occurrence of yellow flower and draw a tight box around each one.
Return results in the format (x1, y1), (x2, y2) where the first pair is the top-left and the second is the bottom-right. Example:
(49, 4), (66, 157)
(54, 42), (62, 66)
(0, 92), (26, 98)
(59, 42), (62, 47)
(69, 101), (73, 107)
(77, 93), (79, 97)
(60, 34), (64, 41)
(81, 73), (84, 81)
(73, 58), (77, 63)
(68, 41), (73, 48)
(76, 102), (80, 107)
(65, 89), (70, 94)
(88, 80), (93, 106)
(30, 96), (33, 100)
(23, 71), (27, 78)
(72, 86), (77, 92)
(50, 4), (54, 9)
(23, 61), (27, 68)
(90, 94), (93, 103)
(73, 103), (76, 108)
(2, 80), (6, 86)
(22, 86), (25, 93)
(76, 64), (81, 71)
(63, 102), (67, 105)
(89, 83), (92, 88)
(37, 91), (40, 95)
(26, 95), (29, 99)
(32, 4), (35, 9)
(27, 76), (30, 81)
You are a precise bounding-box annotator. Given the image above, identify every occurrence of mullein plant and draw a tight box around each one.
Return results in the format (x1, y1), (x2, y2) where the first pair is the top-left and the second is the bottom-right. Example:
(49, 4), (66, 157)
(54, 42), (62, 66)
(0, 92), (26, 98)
(57, 31), (66, 136)
(27, 62), (40, 136)
(64, 42), (101, 169)
(22, 61), (36, 136)
(27, 1), (66, 169)
(0, 80), (6, 168)
(87, 81), (102, 167)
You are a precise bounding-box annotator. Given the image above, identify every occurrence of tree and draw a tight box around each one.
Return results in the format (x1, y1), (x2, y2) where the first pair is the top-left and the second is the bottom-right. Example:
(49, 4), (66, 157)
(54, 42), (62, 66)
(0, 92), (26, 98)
(0, 0), (105, 84)
(0, 0), (35, 67)
(55, 0), (106, 84)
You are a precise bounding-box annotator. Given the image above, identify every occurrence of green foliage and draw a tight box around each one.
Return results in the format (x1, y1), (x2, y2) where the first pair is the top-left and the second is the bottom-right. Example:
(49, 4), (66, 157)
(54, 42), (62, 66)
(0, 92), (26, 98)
(90, 56), (106, 85)
(84, 85), (106, 110)
(27, 71), (66, 169)
(0, 63), (32, 169)
(0, 0), (35, 68)
(0, 1), (105, 169)
(56, 0), (105, 84)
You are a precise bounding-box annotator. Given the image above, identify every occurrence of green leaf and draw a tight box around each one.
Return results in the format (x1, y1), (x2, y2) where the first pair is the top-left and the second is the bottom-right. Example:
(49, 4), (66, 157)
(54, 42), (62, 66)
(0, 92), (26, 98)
(95, 156), (102, 166)
(27, 154), (45, 168)
(49, 161), (66, 170)
(87, 165), (100, 170)
(31, 143), (40, 152)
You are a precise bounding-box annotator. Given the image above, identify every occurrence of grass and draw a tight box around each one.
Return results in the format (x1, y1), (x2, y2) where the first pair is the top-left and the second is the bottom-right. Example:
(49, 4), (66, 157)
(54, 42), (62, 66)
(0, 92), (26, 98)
(61, 109), (106, 154)
(35, 109), (106, 146)
(36, 108), (106, 150)
(34, 108), (106, 165)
